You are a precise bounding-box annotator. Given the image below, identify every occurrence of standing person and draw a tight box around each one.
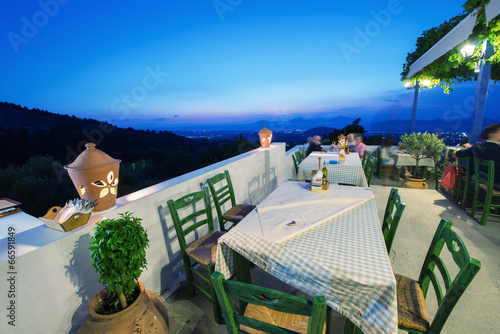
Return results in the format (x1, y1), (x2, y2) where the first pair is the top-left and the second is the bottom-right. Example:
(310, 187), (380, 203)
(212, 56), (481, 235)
(354, 134), (368, 159)
(306, 135), (326, 156)
(456, 123), (500, 190)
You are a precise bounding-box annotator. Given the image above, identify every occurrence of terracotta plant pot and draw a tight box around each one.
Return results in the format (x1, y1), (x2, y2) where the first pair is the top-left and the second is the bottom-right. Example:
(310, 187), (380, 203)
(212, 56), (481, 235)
(402, 177), (429, 189)
(78, 281), (169, 334)
(64, 143), (121, 212)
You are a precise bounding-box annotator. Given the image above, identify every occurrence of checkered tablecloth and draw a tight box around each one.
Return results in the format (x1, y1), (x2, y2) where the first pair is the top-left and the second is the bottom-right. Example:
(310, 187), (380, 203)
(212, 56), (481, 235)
(395, 153), (434, 168)
(297, 152), (368, 187)
(215, 182), (397, 334)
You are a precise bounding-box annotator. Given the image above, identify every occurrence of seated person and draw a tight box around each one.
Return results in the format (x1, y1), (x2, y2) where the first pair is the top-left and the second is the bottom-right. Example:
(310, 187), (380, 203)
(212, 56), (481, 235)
(305, 136), (313, 152)
(354, 134), (368, 158)
(306, 135), (326, 156)
(378, 136), (412, 177)
(346, 133), (356, 152)
(456, 123), (500, 190)
(458, 137), (469, 147)
(379, 137), (397, 164)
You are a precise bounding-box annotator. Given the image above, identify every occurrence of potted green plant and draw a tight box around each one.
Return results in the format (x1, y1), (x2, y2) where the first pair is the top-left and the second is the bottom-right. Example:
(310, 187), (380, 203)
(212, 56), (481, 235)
(399, 132), (445, 189)
(79, 212), (169, 333)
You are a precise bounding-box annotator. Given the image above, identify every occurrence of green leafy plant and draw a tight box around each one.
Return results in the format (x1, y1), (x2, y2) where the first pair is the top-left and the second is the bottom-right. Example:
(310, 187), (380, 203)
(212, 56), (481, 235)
(89, 212), (149, 311)
(401, 0), (500, 92)
(399, 132), (445, 178)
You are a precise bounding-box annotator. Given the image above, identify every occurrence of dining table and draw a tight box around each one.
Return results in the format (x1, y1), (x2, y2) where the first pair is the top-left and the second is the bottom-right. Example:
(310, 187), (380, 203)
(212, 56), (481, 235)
(215, 181), (397, 334)
(297, 152), (368, 187)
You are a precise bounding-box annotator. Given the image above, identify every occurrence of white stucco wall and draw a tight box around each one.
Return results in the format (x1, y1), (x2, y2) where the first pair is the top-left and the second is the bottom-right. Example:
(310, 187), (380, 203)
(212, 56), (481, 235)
(0, 143), (295, 334)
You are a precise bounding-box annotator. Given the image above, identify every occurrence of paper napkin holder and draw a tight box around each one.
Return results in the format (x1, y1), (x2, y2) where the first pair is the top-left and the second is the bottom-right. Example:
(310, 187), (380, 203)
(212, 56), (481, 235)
(311, 170), (323, 192)
(39, 206), (91, 232)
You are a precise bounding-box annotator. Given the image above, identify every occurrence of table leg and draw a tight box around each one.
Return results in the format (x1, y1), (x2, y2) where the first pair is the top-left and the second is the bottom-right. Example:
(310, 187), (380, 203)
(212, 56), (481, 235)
(344, 319), (363, 334)
(233, 250), (251, 312)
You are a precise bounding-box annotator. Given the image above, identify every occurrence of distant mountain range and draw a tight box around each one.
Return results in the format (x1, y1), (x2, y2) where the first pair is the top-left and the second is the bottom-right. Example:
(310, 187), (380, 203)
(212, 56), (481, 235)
(2, 101), (497, 137)
(250, 116), (357, 131)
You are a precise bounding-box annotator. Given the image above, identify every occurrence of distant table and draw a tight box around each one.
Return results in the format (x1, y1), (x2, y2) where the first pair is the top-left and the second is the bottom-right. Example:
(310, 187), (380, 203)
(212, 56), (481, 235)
(215, 181), (397, 334)
(394, 152), (435, 168)
(297, 152), (368, 187)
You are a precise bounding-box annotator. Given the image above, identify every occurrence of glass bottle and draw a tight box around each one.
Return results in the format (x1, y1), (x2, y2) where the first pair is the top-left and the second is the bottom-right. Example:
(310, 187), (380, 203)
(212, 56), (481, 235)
(339, 149), (346, 164)
(322, 162), (328, 190)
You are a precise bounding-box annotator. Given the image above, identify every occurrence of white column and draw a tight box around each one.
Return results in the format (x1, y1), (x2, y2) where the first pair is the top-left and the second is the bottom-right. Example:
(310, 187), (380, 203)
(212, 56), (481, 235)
(469, 41), (494, 144)
(410, 79), (419, 133)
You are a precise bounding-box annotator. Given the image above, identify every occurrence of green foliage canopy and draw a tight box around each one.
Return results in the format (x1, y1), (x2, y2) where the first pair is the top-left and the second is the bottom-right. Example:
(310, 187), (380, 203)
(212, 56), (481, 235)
(401, 0), (500, 93)
(399, 132), (445, 177)
(89, 212), (149, 311)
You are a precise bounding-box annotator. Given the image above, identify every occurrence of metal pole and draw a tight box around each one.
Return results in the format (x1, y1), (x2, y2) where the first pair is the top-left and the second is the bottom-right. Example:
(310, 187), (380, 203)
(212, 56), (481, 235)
(410, 79), (419, 133)
(469, 41), (494, 144)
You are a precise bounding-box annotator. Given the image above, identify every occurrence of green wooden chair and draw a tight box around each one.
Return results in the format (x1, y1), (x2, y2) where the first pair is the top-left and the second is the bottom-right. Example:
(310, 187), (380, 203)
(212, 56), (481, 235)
(364, 155), (377, 187)
(167, 187), (224, 323)
(299, 148), (306, 161)
(361, 150), (371, 170)
(382, 188), (406, 254)
(292, 151), (300, 174)
(296, 150), (304, 164)
(471, 157), (500, 226)
(211, 271), (328, 334)
(395, 218), (481, 333)
(455, 156), (473, 209)
(433, 161), (444, 190)
(207, 170), (256, 232)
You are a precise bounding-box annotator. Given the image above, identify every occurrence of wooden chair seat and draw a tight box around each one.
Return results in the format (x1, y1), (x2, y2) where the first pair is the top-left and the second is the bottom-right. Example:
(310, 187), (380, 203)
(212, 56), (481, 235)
(223, 204), (256, 223)
(211, 271), (328, 334)
(396, 273), (430, 333)
(242, 303), (327, 334)
(478, 182), (500, 195)
(185, 230), (225, 266)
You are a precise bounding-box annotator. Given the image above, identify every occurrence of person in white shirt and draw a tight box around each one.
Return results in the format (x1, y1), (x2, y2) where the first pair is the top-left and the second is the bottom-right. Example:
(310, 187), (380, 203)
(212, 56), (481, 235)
(346, 133), (356, 152)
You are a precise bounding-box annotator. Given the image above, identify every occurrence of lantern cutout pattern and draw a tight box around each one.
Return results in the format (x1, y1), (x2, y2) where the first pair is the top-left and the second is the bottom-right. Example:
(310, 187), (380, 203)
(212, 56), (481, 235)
(258, 126), (273, 148)
(64, 143), (121, 212)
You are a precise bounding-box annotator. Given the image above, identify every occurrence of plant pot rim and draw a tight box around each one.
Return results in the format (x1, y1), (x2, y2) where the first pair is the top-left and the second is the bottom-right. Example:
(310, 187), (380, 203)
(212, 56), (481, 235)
(88, 280), (145, 320)
(406, 176), (426, 181)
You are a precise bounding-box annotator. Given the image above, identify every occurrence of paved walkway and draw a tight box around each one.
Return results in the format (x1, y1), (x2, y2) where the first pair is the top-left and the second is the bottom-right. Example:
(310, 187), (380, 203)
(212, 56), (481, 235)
(163, 183), (500, 333)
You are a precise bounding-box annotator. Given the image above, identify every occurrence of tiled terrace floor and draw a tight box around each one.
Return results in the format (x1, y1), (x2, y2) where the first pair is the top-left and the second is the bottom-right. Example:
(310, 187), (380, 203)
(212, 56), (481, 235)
(162, 180), (500, 333)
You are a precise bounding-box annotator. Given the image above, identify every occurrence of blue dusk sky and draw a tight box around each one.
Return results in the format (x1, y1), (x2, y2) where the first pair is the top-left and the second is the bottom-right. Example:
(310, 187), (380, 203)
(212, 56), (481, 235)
(0, 0), (498, 130)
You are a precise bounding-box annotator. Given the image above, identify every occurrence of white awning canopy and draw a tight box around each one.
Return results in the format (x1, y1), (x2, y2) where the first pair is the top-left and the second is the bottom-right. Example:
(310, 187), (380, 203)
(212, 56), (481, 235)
(406, 10), (478, 78)
(486, 0), (500, 24)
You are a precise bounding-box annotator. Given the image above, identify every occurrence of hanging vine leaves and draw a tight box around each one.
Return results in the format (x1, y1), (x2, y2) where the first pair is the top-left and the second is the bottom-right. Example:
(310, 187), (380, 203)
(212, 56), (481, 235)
(401, 0), (500, 93)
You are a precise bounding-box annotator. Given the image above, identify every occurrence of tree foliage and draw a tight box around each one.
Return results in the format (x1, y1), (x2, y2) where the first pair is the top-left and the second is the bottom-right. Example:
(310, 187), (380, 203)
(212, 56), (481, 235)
(401, 0), (500, 93)
(89, 212), (149, 312)
(324, 118), (366, 144)
(399, 132), (445, 177)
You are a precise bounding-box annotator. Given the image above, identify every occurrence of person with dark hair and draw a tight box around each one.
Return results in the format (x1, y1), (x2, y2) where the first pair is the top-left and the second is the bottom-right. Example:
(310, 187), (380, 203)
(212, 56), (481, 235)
(306, 135), (326, 156)
(354, 134), (368, 158)
(456, 123), (500, 190)
(458, 137), (469, 147)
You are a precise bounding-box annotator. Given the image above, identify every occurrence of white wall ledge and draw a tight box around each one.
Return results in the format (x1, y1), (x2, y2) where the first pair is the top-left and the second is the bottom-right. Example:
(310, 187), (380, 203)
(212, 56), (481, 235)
(0, 142), (297, 334)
